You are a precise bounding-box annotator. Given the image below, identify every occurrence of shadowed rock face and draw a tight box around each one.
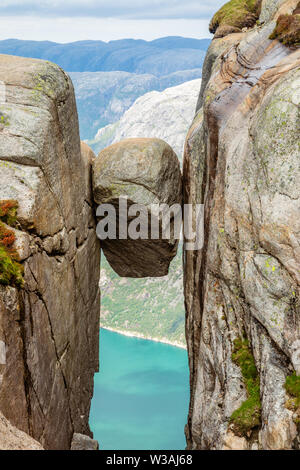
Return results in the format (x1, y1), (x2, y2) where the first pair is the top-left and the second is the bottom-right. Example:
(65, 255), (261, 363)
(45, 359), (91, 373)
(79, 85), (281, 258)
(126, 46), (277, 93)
(93, 138), (182, 278)
(184, 0), (300, 450)
(0, 55), (100, 450)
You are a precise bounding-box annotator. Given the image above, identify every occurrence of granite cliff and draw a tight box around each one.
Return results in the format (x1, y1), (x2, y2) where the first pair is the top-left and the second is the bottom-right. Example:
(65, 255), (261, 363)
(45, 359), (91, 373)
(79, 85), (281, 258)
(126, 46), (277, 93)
(0, 55), (101, 450)
(183, 0), (300, 450)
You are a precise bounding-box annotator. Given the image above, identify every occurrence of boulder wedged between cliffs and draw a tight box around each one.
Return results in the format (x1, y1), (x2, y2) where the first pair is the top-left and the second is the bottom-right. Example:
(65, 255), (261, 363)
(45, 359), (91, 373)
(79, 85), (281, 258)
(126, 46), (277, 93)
(93, 138), (182, 278)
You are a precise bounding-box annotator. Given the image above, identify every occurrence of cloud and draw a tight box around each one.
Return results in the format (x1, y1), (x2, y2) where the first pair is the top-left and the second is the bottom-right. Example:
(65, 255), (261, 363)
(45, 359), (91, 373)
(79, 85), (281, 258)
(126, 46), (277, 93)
(0, 0), (225, 19)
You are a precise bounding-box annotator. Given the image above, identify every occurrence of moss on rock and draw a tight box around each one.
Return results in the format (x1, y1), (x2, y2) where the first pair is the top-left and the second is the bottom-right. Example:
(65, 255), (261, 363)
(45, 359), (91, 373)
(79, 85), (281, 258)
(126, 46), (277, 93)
(0, 200), (18, 227)
(229, 337), (261, 436)
(0, 201), (24, 288)
(209, 0), (262, 35)
(285, 373), (300, 408)
(269, 5), (300, 48)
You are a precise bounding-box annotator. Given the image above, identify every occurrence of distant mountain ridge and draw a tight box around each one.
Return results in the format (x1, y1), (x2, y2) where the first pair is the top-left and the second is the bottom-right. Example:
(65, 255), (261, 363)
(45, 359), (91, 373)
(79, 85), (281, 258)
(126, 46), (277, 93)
(0, 37), (210, 75)
(70, 69), (203, 140)
(89, 78), (202, 158)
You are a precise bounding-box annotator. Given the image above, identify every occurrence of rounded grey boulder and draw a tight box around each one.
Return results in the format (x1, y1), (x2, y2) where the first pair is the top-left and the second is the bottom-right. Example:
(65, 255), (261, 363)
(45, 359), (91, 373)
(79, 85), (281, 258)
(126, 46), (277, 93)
(92, 138), (182, 278)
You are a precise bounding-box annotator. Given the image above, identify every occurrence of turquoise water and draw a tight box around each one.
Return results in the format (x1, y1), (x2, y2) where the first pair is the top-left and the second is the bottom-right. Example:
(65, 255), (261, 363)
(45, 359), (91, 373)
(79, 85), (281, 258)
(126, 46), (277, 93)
(90, 328), (189, 450)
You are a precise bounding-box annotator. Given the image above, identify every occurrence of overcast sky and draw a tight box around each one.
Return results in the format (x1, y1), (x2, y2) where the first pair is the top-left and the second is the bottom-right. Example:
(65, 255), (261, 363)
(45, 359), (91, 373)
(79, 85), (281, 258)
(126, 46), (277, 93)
(0, 0), (225, 42)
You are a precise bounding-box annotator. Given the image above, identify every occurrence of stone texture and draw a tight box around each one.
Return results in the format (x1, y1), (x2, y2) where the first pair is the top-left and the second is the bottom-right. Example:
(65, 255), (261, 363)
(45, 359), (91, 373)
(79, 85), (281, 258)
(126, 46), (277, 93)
(0, 411), (43, 450)
(93, 138), (182, 278)
(214, 25), (242, 38)
(0, 55), (100, 450)
(71, 433), (99, 450)
(183, 0), (300, 450)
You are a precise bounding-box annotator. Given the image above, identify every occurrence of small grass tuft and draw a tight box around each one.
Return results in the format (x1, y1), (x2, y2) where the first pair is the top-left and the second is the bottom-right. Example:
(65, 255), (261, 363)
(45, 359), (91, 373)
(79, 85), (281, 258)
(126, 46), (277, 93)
(209, 0), (262, 35)
(229, 337), (261, 436)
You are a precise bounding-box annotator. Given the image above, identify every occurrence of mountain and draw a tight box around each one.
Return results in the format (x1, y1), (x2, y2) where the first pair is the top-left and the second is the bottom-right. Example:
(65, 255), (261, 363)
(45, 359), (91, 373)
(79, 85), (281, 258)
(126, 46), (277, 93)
(89, 79), (201, 158)
(0, 37), (208, 141)
(0, 37), (210, 74)
(69, 69), (202, 140)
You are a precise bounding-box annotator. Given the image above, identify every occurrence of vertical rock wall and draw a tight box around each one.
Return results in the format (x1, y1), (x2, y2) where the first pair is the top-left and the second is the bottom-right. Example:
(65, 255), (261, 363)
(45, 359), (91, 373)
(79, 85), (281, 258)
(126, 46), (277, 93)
(184, 0), (300, 450)
(0, 55), (100, 450)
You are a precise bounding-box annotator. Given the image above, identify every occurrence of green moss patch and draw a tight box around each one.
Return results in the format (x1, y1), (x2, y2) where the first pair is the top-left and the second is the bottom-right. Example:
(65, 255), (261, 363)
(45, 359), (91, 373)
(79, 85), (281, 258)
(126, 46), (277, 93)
(269, 6), (300, 48)
(209, 0), (262, 34)
(285, 373), (300, 408)
(0, 200), (18, 227)
(0, 200), (23, 288)
(0, 245), (23, 287)
(229, 337), (261, 436)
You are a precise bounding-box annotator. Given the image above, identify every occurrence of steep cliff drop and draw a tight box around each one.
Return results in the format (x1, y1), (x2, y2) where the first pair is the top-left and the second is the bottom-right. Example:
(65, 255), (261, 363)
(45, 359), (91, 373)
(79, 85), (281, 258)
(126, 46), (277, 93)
(184, 0), (300, 450)
(0, 55), (100, 450)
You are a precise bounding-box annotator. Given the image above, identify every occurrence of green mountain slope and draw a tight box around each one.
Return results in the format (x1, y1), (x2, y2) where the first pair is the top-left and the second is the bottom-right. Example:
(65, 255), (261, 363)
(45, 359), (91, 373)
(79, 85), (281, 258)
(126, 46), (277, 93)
(100, 247), (186, 348)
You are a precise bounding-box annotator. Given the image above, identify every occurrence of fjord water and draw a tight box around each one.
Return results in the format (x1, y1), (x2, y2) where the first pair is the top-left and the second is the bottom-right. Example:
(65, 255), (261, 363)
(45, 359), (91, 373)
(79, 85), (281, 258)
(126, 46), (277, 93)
(90, 329), (189, 450)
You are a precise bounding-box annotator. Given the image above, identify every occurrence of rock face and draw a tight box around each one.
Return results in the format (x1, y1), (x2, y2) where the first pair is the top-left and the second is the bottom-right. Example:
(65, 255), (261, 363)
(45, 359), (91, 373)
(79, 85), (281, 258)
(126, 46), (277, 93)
(71, 433), (99, 451)
(0, 55), (100, 449)
(93, 138), (182, 278)
(183, 0), (300, 450)
(90, 79), (202, 160)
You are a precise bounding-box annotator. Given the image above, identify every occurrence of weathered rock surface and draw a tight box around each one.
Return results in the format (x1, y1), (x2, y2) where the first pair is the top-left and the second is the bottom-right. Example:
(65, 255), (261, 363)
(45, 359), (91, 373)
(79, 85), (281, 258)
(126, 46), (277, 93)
(184, 0), (300, 450)
(93, 138), (182, 277)
(0, 55), (100, 449)
(0, 411), (43, 450)
(71, 433), (99, 450)
(91, 79), (202, 161)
